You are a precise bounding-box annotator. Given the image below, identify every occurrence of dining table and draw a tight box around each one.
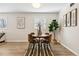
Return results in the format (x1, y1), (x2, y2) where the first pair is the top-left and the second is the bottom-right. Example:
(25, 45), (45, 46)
(26, 33), (54, 56)
(32, 34), (50, 42)
(32, 34), (49, 38)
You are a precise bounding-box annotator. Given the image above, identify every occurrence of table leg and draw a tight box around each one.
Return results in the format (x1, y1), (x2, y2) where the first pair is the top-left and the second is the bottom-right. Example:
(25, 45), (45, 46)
(38, 38), (40, 56)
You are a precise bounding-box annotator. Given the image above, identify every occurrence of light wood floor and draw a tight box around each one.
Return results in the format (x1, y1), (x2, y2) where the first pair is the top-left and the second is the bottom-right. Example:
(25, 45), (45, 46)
(50, 43), (76, 56)
(0, 42), (75, 56)
(0, 42), (28, 56)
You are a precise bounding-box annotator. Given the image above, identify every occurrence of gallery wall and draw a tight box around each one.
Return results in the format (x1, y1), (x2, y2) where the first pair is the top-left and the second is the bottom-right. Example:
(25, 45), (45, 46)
(58, 3), (79, 55)
(0, 13), (58, 42)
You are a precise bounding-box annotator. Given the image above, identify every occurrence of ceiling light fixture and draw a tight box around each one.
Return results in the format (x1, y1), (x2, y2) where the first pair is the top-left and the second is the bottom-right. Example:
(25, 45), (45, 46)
(32, 3), (41, 8)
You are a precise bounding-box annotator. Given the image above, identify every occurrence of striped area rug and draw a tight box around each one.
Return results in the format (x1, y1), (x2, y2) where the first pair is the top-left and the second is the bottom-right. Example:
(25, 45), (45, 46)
(25, 43), (54, 56)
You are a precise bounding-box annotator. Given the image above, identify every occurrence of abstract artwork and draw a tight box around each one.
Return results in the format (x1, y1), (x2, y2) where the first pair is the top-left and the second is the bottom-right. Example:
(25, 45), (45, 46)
(16, 17), (25, 29)
(63, 14), (67, 27)
(0, 17), (7, 29)
(71, 8), (77, 26)
(67, 12), (71, 27)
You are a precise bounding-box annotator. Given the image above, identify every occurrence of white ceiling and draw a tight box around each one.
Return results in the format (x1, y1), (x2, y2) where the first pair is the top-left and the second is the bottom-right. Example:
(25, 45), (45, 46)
(0, 3), (67, 13)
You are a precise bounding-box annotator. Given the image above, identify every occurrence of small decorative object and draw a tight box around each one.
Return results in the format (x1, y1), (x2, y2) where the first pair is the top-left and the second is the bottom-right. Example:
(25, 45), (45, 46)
(16, 17), (25, 29)
(63, 14), (67, 27)
(67, 12), (71, 27)
(34, 17), (46, 35)
(37, 22), (42, 36)
(71, 8), (77, 26)
(48, 19), (59, 44)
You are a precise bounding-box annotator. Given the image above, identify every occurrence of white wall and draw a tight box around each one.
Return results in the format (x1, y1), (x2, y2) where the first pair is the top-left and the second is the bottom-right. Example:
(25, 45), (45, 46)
(0, 13), (58, 42)
(58, 3), (79, 55)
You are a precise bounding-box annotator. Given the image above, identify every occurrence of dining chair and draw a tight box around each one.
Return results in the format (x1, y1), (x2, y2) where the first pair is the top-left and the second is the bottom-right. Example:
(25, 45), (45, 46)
(28, 33), (39, 43)
(30, 32), (35, 35)
(45, 33), (49, 35)
(28, 33), (36, 43)
(43, 34), (52, 43)
(48, 34), (52, 43)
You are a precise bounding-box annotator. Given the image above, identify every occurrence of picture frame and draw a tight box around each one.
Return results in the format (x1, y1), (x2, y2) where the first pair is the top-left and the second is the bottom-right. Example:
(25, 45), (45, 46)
(71, 8), (77, 26)
(16, 17), (25, 29)
(63, 14), (67, 27)
(0, 16), (7, 29)
(70, 3), (75, 7)
(66, 12), (71, 27)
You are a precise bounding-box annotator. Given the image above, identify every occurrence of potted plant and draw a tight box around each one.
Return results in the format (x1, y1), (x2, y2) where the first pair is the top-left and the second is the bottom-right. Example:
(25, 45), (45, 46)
(48, 19), (59, 44)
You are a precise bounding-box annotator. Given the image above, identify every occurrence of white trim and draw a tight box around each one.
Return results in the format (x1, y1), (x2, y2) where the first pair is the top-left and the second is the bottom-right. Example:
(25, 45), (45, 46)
(60, 42), (79, 56)
(0, 12), (59, 14)
(6, 40), (28, 42)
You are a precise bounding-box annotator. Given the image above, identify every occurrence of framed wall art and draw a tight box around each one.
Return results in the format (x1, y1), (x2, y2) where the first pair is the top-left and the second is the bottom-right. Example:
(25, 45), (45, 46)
(0, 16), (7, 29)
(16, 17), (25, 29)
(66, 12), (71, 27)
(70, 3), (75, 7)
(71, 8), (77, 26)
(63, 14), (67, 27)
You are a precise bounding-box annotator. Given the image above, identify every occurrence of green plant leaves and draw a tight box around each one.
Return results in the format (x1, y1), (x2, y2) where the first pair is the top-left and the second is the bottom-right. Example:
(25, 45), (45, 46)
(48, 19), (59, 32)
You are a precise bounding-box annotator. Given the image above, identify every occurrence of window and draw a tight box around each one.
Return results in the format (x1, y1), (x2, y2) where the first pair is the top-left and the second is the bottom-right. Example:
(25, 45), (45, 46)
(34, 16), (46, 30)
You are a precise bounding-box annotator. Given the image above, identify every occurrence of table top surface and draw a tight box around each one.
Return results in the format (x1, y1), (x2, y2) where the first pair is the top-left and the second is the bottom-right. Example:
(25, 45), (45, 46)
(32, 34), (49, 38)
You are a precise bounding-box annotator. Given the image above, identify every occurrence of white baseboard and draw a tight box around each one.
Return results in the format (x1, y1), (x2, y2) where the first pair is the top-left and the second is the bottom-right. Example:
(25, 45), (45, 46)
(60, 42), (79, 56)
(6, 40), (28, 42)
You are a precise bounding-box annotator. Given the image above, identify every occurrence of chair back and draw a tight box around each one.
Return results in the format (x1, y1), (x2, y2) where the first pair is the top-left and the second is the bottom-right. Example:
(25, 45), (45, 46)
(30, 32), (35, 35)
(45, 33), (49, 35)
(28, 33), (34, 43)
(45, 34), (52, 43)
(48, 34), (52, 43)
